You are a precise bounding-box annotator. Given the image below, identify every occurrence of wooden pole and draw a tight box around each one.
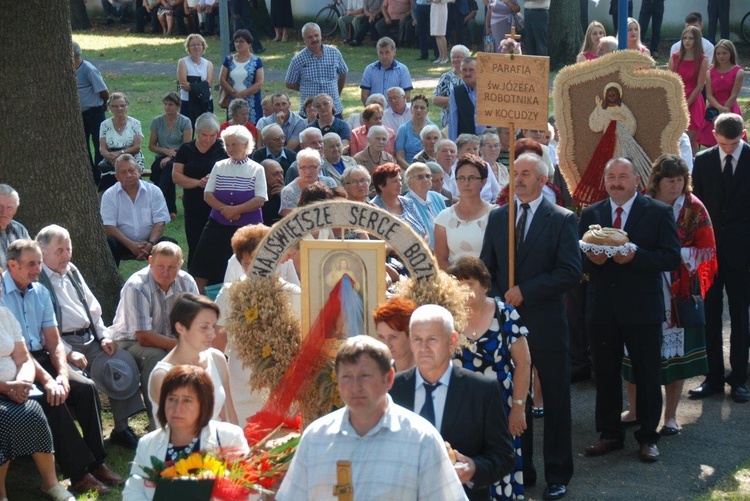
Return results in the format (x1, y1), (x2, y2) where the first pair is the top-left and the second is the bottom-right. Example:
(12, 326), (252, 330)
(504, 26), (522, 290)
(508, 122), (516, 290)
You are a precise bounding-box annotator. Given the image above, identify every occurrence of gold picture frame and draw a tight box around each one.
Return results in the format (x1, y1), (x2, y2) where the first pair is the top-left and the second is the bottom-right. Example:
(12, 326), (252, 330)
(300, 240), (387, 339)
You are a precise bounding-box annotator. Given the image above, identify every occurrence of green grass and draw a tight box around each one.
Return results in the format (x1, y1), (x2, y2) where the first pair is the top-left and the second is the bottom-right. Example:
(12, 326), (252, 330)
(74, 27), (458, 75)
(694, 460), (750, 500)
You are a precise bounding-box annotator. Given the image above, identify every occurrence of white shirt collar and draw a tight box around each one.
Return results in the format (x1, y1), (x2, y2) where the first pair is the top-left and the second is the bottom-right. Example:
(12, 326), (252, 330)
(415, 363), (453, 388)
(611, 191), (638, 216)
(718, 140), (745, 166)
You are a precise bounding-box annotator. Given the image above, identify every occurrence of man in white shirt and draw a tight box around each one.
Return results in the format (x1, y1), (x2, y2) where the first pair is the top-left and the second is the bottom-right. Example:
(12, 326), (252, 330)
(100, 155), (172, 265)
(277, 335), (467, 500)
(669, 11), (714, 62)
(382, 86), (412, 132)
(37, 225), (144, 450)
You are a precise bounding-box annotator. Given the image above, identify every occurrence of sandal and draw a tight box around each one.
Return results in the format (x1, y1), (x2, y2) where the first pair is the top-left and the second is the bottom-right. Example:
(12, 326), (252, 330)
(532, 407), (544, 418)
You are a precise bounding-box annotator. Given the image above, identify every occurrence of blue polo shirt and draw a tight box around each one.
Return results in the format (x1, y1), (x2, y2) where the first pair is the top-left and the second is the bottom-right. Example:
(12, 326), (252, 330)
(0, 271), (57, 352)
(360, 59), (414, 103)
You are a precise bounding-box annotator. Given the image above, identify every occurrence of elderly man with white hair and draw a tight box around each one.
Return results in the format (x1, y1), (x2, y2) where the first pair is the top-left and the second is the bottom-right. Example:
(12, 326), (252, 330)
(280, 148), (338, 217)
(596, 36), (618, 57)
(284, 127), (327, 184)
(285, 23), (349, 117)
(251, 123), (297, 174)
(36, 225), (144, 450)
(0, 184), (29, 269)
(382, 86), (412, 132)
(322, 132), (359, 185)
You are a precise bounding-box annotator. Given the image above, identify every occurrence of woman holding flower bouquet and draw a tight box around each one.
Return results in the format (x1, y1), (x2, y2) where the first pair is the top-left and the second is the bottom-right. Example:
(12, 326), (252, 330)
(123, 365), (249, 500)
(148, 294), (239, 426)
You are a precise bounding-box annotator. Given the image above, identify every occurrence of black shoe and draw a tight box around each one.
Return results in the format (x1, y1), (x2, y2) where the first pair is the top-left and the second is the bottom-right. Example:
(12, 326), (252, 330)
(688, 381), (724, 399)
(730, 384), (750, 403)
(543, 483), (567, 500)
(110, 427), (140, 450)
(349, 40), (362, 46)
(417, 55), (428, 60)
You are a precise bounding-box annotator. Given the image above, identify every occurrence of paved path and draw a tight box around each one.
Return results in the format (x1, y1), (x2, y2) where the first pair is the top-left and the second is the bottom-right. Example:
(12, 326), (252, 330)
(90, 55), (750, 501)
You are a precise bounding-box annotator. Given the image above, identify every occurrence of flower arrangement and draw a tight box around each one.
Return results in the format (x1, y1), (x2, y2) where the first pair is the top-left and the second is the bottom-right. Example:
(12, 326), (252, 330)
(499, 38), (522, 59)
(138, 426), (300, 500)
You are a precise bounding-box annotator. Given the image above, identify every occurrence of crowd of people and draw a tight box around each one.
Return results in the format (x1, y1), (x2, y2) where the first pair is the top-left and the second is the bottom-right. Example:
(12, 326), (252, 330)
(1, 2), (747, 499)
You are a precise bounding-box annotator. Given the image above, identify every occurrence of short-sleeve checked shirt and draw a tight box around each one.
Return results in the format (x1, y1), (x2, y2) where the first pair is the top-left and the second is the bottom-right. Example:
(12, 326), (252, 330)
(110, 267), (199, 342)
(0, 220), (29, 270)
(0, 271), (57, 352)
(285, 45), (349, 116)
(276, 395), (468, 500)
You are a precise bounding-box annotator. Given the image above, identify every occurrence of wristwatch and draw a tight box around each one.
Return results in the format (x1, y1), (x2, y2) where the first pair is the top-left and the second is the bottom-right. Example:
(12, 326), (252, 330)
(513, 399), (525, 408)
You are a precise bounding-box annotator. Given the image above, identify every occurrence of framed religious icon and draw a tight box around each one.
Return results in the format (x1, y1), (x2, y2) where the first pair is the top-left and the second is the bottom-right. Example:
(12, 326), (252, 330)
(300, 240), (387, 339)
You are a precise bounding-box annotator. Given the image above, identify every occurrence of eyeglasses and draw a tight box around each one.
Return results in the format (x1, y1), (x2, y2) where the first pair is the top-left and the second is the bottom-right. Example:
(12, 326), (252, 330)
(267, 135), (285, 141)
(414, 174), (432, 180)
(456, 175), (482, 183)
(298, 165), (319, 171)
(313, 102), (332, 109)
(345, 179), (369, 186)
(188, 43), (204, 48)
(233, 39), (248, 45)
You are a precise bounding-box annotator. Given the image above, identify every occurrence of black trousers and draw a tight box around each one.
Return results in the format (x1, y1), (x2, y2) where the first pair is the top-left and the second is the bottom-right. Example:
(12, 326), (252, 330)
(415, 4), (436, 59)
(638, 0), (664, 54)
(150, 156), (177, 214)
(135, 5), (160, 33)
(81, 105), (106, 185)
(34, 352), (105, 481)
(589, 321), (662, 444)
(107, 235), (178, 266)
(704, 257), (750, 387)
(707, 0), (730, 43)
(567, 282), (591, 376)
(231, 0), (264, 52)
(521, 349), (574, 485)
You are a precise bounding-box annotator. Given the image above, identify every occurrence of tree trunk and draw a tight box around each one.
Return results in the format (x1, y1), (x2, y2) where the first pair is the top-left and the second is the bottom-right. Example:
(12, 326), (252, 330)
(71, 0), (92, 30)
(0, 0), (123, 321)
(549, 0), (583, 71)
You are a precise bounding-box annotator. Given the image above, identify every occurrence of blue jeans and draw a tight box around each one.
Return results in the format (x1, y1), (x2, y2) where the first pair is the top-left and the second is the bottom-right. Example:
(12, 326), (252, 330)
(524, 8), (548, 57)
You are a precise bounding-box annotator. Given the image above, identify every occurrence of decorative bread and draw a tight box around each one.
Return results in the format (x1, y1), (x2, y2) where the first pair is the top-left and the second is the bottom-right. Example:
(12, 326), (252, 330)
(582, 224), (629, 247)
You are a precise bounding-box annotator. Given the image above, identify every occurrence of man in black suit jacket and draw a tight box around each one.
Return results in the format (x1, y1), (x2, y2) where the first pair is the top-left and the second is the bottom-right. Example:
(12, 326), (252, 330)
(480, 153), (581, 500)
(389, 304), (515, 501)
(690, 113), (750, 403)
(580, 158), (680, 463)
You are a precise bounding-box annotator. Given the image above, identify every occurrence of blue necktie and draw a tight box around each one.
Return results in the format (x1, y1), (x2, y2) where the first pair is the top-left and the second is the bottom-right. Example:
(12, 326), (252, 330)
(419, 382), (440, 426)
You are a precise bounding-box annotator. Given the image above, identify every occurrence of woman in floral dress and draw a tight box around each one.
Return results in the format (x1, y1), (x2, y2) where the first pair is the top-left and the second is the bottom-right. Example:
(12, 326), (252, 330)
(449, 256), (531, 500)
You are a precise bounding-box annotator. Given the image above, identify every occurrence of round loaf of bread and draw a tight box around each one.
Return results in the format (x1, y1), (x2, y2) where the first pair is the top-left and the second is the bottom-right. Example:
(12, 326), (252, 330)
(582, 224), (629, 246)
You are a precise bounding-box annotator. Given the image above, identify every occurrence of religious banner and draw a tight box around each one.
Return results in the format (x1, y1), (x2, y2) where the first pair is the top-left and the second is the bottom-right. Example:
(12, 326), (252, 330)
(300, 240), (387, 338)
(553, 50), (688, 205)
(475, 52), (550, 131)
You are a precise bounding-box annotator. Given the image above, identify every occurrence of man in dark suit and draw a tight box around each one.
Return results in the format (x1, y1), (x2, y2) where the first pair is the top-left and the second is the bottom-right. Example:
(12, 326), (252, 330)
(480, 153), (581, 500)
(580, 157), (680, 463)
(690, 113), (750, 403)
(390, 304), (515, 501)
